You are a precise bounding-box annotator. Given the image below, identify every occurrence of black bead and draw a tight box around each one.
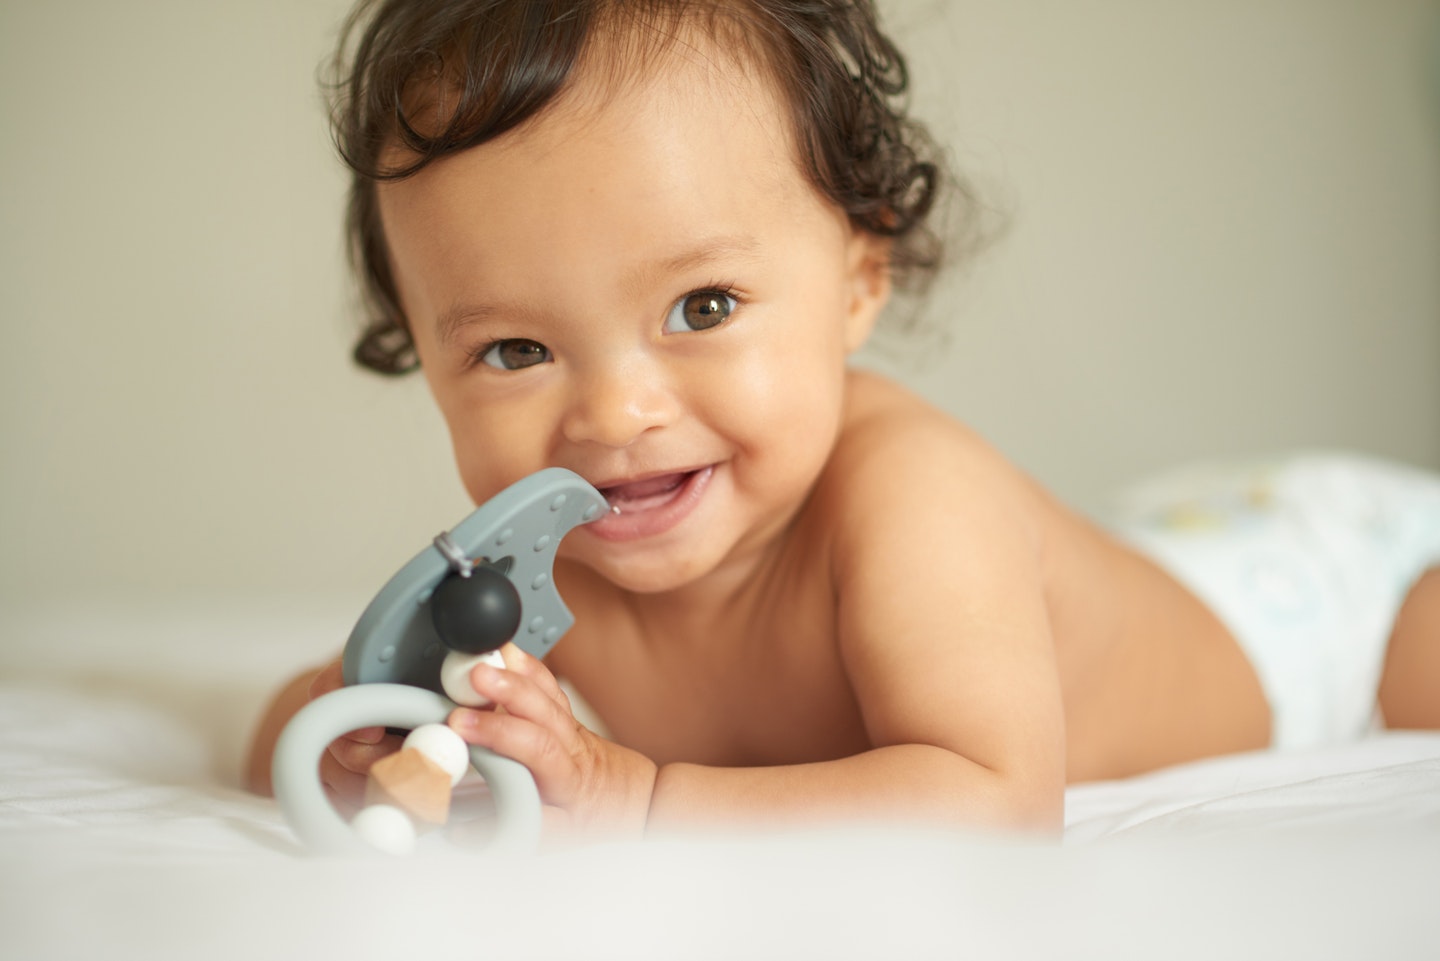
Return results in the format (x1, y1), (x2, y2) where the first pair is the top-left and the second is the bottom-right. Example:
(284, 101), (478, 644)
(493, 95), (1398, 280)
(430, 565), (522, 654)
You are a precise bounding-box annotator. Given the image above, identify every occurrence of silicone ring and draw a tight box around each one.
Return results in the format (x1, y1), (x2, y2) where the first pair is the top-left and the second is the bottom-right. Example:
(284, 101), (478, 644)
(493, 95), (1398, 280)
(271, 683), (542, 856)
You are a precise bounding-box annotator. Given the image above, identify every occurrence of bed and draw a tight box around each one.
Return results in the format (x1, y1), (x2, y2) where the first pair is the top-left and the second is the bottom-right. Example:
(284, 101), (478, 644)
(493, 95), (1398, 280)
(2, 599), (1437, 960)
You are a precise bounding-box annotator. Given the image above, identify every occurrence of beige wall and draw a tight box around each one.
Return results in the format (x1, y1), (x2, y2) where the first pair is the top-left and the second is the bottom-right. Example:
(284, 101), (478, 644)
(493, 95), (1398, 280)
(2, 0), (1437, 604)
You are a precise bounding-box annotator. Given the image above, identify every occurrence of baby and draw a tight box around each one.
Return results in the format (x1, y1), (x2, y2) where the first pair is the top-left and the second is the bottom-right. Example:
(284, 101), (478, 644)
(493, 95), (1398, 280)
(247, 0), (1440, 837)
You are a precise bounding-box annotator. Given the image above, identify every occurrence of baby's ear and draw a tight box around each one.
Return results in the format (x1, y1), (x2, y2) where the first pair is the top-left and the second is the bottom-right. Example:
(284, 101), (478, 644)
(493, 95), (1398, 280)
(842, 230), (893, 353)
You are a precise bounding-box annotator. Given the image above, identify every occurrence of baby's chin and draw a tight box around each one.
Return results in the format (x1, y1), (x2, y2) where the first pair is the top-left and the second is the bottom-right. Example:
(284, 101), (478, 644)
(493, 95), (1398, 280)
(562, 546), (719, 597)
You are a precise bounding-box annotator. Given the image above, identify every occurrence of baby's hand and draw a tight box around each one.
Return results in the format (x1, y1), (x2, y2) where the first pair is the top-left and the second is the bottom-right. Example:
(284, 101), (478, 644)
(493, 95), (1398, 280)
(446, 645), (658, 842)
(308, 660), (404, 814)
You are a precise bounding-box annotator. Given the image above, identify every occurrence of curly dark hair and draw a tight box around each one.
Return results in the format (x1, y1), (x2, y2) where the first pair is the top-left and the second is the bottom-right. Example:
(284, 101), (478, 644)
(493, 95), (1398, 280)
(327, 0), (953, 374)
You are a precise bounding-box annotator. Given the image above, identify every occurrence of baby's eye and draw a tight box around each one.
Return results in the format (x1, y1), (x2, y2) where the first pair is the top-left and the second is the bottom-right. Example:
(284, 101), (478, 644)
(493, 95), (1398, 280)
(662, 289), (737, 334)
(478, 339), (551, 370)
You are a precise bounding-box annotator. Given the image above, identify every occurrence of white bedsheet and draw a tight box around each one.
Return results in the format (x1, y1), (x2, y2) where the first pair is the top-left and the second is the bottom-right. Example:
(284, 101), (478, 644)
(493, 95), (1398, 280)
(2, 600), (1437, 959)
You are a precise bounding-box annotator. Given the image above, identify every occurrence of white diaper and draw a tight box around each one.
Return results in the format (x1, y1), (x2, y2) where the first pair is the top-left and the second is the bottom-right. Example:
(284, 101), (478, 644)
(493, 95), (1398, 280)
(1110, 452), (1440, 750)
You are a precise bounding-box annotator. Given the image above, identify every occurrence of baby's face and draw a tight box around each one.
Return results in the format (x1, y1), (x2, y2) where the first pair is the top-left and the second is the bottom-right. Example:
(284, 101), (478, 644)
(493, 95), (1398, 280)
(378, 36), (890, 594)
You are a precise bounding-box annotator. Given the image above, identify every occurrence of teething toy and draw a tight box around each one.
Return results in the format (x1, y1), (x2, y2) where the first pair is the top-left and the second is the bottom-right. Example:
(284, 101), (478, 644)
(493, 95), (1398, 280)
(271, 468), (607, 855)
(350, 724), (476, 853)
(365, 747), (454, 825)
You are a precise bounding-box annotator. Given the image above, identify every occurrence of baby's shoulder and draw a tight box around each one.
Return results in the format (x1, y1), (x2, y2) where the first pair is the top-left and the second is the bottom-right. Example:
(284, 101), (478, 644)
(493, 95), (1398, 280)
(812, 369), (1046, 549)
(825, 369), (1019, 493)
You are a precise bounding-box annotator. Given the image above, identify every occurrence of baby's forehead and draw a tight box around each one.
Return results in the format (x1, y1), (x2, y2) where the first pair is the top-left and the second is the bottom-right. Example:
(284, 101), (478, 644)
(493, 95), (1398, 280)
(575, 4), (787, 91)
(392, 3), (799, 159)
(568, 21), (798, 133)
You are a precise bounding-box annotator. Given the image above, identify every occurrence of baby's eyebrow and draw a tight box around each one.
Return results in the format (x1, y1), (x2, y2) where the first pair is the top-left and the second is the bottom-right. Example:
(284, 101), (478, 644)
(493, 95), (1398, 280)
(435, 299), (544, 348)
(435, 234), (763, 344)
(642, 234), (763, 280)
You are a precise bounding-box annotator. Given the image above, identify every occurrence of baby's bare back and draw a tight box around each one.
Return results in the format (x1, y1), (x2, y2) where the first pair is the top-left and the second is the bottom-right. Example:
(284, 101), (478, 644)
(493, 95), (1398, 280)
(1027, 486), (1270, 779)
(553, 372), (1269, 783)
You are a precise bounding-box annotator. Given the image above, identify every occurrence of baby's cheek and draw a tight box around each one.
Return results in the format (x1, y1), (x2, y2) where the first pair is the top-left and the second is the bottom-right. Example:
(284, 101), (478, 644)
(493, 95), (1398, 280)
(733, 354), (845, 448)
(451, 442), (492, 505)
(448, 421), (525, 505)
(719, 348), (827, 428)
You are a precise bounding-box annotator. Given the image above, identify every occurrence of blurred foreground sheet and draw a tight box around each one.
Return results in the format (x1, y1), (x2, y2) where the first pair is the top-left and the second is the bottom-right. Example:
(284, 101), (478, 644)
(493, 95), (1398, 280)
(2, 601), (1436, 960)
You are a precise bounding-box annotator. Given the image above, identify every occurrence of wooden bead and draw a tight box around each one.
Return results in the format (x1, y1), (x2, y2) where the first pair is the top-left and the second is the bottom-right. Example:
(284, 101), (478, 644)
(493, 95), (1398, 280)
(365, 748), (453, 826)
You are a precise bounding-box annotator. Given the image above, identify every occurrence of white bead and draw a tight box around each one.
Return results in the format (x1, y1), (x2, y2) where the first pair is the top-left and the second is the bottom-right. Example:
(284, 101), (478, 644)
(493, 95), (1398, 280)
(402, 723), (471, 786)
(439, 649), (506, 708)
(351, 804), (417, 856)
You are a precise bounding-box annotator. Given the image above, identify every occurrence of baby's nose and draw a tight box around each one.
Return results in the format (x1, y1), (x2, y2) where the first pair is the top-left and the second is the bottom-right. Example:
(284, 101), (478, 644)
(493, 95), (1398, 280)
(560, 362), (680, 449)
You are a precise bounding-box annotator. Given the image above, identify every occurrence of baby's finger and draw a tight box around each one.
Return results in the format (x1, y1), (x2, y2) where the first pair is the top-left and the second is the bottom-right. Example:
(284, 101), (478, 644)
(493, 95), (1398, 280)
(328, 731), (402, 775)
(466, 661), (578, 737)
(319, 751), (370, 813)
(498, 643), (570, 708)
(447, 708), (574, 800)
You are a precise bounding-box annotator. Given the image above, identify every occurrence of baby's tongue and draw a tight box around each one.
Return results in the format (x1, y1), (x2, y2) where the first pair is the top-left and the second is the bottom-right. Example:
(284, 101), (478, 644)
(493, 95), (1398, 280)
(603, 472), (687, 509)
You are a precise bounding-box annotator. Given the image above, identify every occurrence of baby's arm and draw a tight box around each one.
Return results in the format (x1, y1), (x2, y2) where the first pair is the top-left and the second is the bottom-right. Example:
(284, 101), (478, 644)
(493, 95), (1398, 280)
(649, 425), (1067, 831)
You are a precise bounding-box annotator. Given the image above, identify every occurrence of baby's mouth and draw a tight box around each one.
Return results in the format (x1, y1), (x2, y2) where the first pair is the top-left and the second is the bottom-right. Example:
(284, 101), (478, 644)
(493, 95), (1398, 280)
(599, 471), (697, 513)
(581, 466), (714, 543)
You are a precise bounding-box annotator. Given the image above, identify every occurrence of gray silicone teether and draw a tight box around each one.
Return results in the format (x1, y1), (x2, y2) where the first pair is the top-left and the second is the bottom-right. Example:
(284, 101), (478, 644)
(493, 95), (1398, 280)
(271, 468), (607, 855)
(342, 467), (608, 690)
